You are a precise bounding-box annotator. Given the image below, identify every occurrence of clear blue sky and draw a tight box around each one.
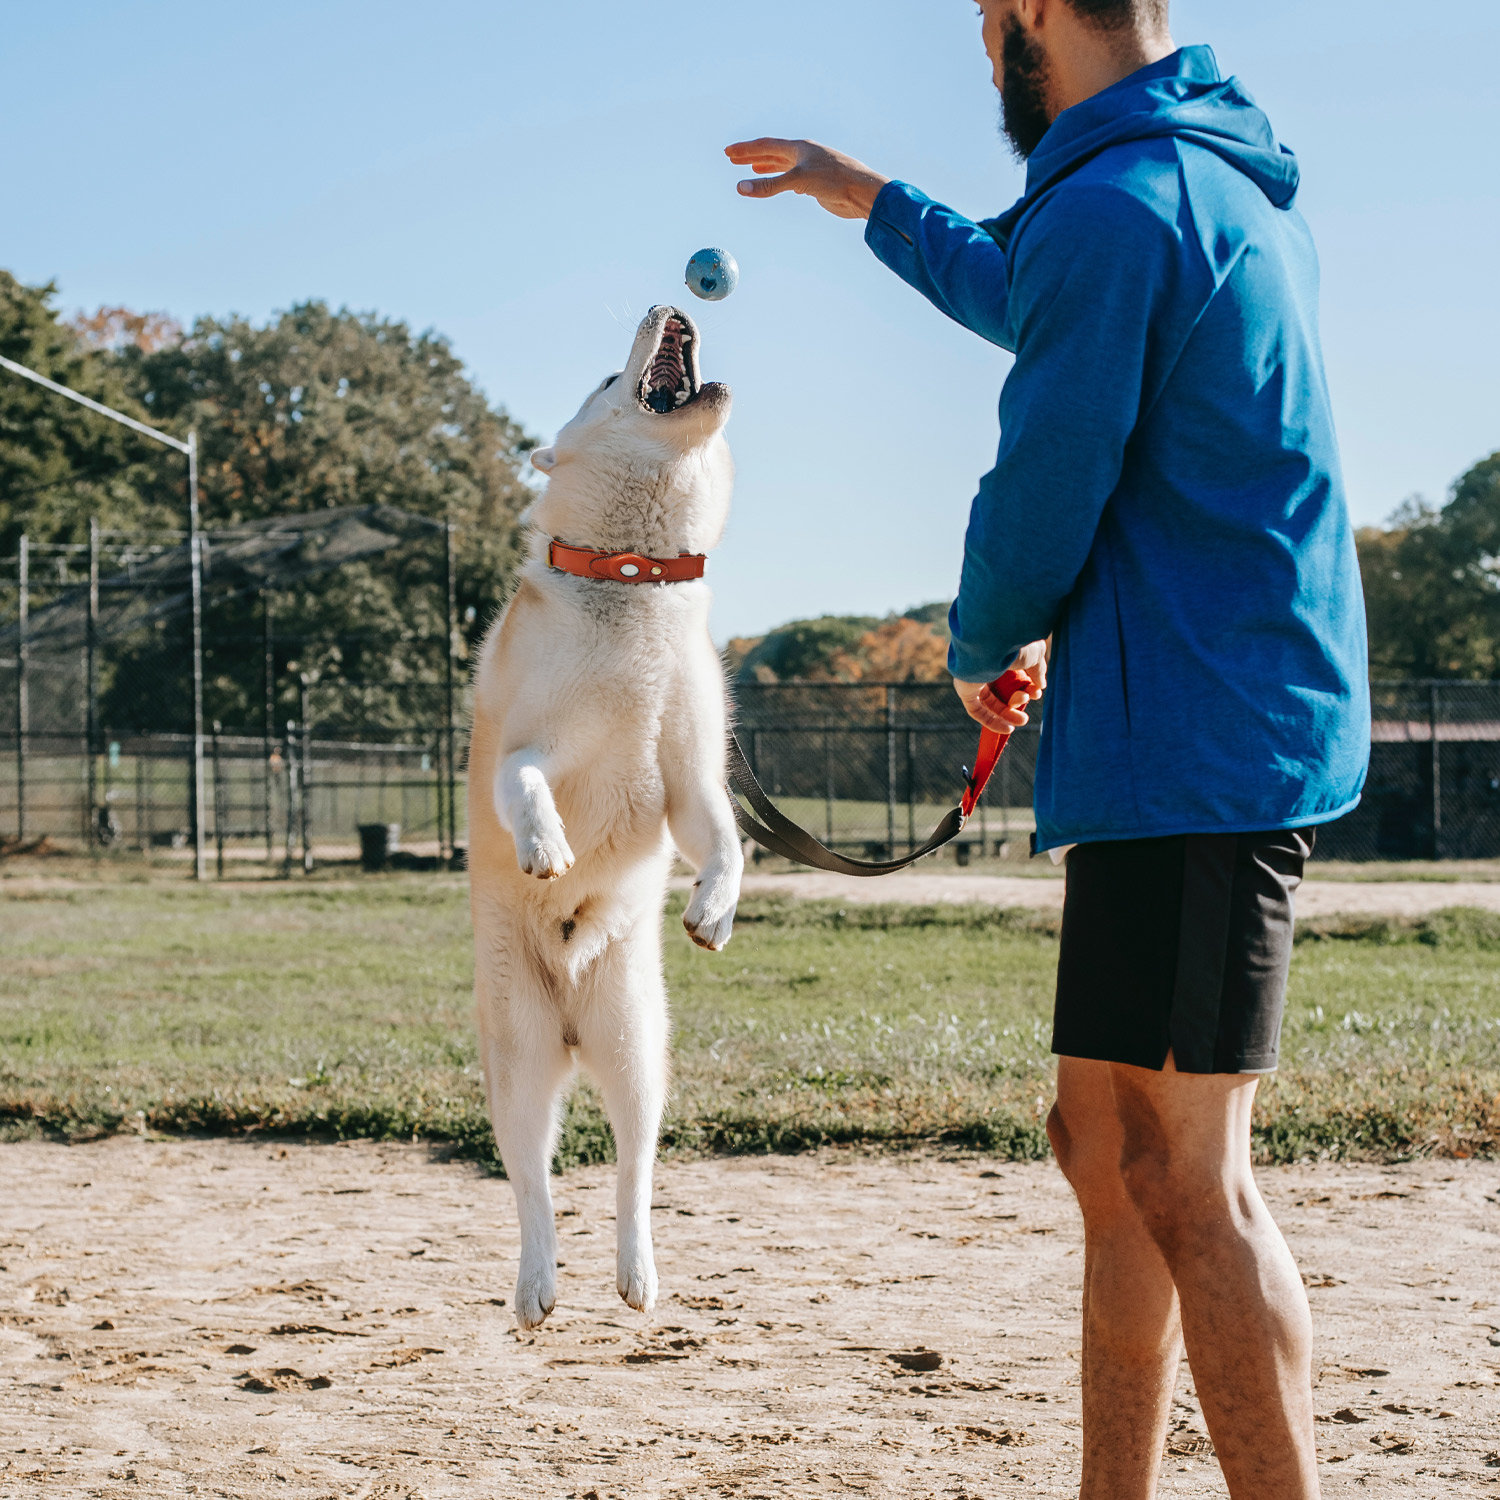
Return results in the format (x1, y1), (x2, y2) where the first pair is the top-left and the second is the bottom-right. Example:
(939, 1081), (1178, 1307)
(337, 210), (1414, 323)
(4, 2), (1497, 641)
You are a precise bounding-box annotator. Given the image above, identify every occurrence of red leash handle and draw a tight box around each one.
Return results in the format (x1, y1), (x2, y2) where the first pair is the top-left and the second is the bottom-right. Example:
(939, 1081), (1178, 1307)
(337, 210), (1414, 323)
(960, 667), (1034, 821)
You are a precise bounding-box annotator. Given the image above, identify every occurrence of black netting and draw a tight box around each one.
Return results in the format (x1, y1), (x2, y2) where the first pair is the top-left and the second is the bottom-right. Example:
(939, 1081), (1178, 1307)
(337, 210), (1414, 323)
(1, 509), (461, 862)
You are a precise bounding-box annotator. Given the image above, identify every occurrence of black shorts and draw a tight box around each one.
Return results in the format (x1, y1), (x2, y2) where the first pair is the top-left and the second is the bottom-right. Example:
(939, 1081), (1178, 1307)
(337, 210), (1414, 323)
(1051, 828), (1314, 1075)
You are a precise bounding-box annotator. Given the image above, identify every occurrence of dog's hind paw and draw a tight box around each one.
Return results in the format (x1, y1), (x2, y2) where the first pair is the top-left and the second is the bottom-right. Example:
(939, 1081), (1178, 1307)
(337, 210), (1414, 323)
(683, 885), (736, 951)
(516, 830), (575, 882)
(617, 1252), (658, 1315)
(513, 1265), (557, 1329)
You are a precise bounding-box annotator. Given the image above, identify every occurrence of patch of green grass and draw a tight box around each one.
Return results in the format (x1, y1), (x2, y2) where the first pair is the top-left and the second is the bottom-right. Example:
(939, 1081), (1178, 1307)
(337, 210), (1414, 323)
(0, 883), (1495, 1167)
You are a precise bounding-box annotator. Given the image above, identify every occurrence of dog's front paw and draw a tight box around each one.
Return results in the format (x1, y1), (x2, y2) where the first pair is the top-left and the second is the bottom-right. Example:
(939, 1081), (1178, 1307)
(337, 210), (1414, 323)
(683, 882), (737, 951)
(514, 1258), (557, 1330)
(617, 1247), (658, 1314)
(515, 825), (575, 882)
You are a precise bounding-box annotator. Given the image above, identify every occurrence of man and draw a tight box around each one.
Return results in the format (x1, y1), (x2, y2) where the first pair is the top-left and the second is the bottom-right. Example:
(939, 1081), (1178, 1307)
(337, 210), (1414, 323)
(728, 1), (1369, 1496)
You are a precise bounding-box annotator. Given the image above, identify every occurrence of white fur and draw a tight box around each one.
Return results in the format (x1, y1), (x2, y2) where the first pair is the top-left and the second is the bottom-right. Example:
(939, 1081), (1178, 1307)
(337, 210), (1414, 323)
(468, 306), (743, 1330)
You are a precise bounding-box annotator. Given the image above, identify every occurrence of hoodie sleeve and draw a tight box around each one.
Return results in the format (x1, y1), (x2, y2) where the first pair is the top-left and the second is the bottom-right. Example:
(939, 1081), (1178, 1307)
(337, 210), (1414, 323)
(946, 184), (1186, 683)
(864, 181), (1014, 348)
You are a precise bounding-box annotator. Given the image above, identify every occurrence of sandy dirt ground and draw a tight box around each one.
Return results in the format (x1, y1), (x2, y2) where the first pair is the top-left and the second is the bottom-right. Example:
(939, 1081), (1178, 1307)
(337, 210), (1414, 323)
(702, 871), (1500, 918)
(1, 1141), (1497, 1499)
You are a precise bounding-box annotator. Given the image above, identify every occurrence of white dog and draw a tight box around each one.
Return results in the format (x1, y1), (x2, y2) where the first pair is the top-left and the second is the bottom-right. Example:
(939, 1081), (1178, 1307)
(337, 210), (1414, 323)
(467, 305), (743, 1330)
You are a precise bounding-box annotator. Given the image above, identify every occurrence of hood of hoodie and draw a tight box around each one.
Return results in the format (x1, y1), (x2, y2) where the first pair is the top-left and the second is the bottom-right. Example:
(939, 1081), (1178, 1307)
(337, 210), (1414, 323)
(983, 46), (1299, 246)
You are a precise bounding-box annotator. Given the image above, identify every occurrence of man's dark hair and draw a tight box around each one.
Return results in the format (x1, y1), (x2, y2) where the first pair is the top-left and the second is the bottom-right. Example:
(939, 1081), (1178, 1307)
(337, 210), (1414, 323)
(1065, 0), (1168, 31)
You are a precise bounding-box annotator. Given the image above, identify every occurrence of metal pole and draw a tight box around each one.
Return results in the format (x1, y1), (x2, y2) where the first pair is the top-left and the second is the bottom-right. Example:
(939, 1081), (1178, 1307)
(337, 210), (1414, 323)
(1430, 682), (1442, 860)
(262, 590), (274, 863)
(443, 519), (458, 865)
(212, 719), (225, 879)
(299, 676), (313, 873)
(0, 354), (191, 455)
(996, 731), (1009, 853)
(282, 722), (297, 878)
(187, 430), (207, 880)
(885, 685), (897, 860)
(823, 729), (834, 848)
(135, 748), (146, 853)
(905, 727), (916, 855)
(15, 536), (27, 842)
(87, 518), (99, 848)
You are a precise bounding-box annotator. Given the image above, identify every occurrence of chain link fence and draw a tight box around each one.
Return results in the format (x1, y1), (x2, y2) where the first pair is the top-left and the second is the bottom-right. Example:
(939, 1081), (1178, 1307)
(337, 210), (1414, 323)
(1316, 681), (1500, 860)
(4, 524), (1499, 872)
(0, 510), (464, 871)
(734, 679), (1500, 866)
(733, 681), (1037, 864)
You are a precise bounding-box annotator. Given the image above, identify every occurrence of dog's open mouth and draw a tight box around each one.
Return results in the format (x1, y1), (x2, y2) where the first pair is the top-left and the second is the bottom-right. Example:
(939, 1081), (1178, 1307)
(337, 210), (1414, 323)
(638, 314), (700, 415)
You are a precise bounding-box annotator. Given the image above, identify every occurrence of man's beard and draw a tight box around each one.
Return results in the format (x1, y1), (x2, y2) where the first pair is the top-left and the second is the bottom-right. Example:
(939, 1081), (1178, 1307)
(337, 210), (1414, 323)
(998, 16), (1054, 160)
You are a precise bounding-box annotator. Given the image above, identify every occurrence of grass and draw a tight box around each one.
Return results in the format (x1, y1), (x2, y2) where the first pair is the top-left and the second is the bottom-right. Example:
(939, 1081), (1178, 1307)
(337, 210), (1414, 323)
(1, 879), (1496, 1168)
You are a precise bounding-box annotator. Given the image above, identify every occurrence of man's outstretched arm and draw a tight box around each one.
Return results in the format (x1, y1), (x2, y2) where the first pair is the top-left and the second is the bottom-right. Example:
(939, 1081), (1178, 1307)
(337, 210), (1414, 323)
(726, 138), (1012, 345)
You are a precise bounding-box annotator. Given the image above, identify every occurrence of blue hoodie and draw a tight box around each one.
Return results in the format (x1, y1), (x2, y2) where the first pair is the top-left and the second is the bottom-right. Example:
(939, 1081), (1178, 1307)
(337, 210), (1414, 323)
(865, 45), (1369, 852)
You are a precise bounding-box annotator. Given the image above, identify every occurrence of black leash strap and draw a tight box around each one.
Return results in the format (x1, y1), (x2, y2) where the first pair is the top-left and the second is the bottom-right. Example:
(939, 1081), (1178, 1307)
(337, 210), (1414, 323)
(727, 731), (967, 877)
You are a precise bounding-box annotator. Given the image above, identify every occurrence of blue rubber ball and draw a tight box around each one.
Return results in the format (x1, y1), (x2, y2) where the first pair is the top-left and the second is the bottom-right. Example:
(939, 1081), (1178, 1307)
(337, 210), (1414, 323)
(685, 247), (739, 301)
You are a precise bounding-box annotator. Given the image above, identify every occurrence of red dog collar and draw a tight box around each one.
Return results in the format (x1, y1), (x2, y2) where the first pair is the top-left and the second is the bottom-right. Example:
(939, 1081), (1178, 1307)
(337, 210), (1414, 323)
(548, 539), (706, 584)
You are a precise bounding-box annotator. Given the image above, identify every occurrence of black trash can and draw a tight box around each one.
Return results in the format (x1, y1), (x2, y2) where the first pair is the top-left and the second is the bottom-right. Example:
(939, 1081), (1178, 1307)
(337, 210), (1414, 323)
(358, 823), (401, 872)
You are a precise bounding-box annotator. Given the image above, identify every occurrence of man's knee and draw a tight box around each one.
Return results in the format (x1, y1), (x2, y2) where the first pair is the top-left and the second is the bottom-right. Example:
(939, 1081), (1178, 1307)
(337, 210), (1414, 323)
(1045, 1100), (1072, 1169)
(1117, 1120), (1246, 1257)
(1049, 1099), (1132, 1218)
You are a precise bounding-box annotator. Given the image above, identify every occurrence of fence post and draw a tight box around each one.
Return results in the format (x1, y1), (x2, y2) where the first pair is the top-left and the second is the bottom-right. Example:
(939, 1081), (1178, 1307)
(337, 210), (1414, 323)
(299, 676), (313, 873)
(211, 719), (225, 879)
(15, 535), (27, 842)
(262, 589), (274, 864)
(823, 729), (834, 847)
(885, 685), (897, 859)
(282, 722), (297, 878)
(443, 518), (458, 866)
(87, 518), (100, 849)
(187, 430), (208, 882)
(135, 748), (147, 854)
(905, 727), (916, 854)
(997, 732), (1010, 852)
(1430, 682), (1442, 860)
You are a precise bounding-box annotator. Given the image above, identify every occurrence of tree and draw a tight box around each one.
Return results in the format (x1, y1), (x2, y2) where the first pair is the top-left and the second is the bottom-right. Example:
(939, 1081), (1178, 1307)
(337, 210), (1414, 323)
(832, 616), (949, 681)
(726, 605), (951, 682)
(1358, 451), (1500, 678)
(731, 615), (879, 681)
(71, 306), (183, 356)
(0, 273), (178, 553)
(106, 301), (535, 730)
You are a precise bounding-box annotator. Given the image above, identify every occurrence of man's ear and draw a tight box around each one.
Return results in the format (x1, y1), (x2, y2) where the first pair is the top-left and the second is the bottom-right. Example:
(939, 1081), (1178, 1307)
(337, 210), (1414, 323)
(530, 446), (557, 474)
(1016, 0), (1046, 31)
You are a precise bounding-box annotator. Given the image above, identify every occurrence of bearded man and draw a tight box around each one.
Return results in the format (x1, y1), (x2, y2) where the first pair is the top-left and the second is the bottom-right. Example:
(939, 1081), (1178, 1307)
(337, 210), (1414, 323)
(728, 2), (1369, 1496)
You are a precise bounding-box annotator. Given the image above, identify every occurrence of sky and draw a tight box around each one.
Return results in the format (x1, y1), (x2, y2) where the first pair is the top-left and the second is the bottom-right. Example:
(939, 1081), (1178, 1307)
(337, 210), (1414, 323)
(3, 1), (1498, 641)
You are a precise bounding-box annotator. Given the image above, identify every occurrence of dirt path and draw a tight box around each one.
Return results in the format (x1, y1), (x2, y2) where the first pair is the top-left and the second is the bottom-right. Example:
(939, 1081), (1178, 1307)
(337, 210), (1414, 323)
(702, 871), (1500, 918)
(1, 1141), (1497, 1498)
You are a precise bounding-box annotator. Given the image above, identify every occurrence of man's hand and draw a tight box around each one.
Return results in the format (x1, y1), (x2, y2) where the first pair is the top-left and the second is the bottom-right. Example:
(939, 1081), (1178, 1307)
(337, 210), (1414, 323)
(954, 642), (1048, 733)
(725, 138), (889, 221)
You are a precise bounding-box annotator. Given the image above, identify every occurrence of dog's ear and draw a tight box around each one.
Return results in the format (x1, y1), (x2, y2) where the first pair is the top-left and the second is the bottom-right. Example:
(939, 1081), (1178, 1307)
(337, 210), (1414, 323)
(530, 446), (557, 474)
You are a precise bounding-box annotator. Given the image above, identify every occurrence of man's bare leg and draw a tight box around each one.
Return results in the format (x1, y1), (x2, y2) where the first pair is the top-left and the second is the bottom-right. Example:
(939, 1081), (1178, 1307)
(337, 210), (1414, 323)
(1049, 1056), (1183, 1499)
(1113, 1058), (1320, 1498)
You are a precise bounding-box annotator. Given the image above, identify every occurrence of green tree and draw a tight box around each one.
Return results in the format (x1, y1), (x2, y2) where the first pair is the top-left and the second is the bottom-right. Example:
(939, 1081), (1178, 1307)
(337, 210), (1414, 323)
(1358, 451), (1500, 678)
(727, 603), (952, 682)
(733, 615), (880, 681)
(103, 301), (535, 730)
(0, 273), (177, 552)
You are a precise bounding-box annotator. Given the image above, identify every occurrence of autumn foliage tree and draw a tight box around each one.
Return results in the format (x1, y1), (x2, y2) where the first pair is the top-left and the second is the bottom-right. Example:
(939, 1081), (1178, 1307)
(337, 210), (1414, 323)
(727, 607), (951, 683)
